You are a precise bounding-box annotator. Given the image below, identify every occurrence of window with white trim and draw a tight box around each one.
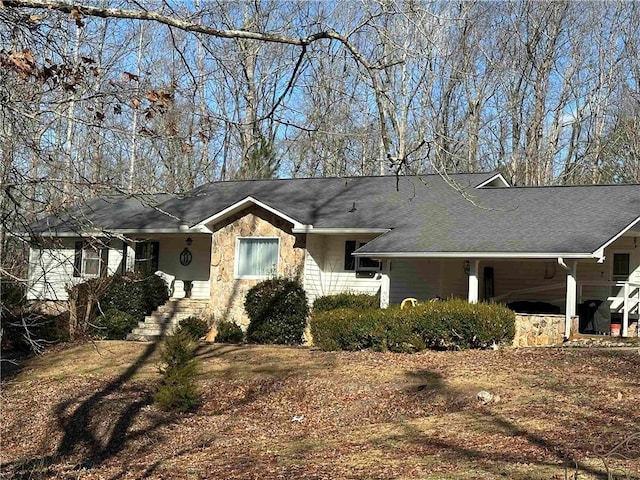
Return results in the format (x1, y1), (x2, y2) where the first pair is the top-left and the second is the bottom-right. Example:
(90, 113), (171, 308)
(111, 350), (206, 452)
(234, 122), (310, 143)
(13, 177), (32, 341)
(344, 240), (381, 272)
(612, 252), (630, 281)
(236, 238), (279, 278)
(74, 240), (109, 278)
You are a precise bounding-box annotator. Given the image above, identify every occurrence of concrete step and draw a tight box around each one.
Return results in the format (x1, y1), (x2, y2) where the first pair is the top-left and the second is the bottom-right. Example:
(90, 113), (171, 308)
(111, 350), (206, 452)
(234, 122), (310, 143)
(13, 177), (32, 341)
(127, 298), (209, 341)
(142, 312), (198, 324)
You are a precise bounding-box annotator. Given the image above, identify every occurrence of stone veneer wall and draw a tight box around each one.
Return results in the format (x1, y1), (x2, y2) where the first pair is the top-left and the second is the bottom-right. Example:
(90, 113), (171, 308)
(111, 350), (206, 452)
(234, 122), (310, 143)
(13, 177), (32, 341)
(513, 314), (570, 347)
(208, 206), (306, 329)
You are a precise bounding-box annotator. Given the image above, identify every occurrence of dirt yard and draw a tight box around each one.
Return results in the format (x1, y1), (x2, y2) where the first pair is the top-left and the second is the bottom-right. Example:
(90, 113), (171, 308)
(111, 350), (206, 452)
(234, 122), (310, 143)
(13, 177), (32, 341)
(1, 341), (639, 479)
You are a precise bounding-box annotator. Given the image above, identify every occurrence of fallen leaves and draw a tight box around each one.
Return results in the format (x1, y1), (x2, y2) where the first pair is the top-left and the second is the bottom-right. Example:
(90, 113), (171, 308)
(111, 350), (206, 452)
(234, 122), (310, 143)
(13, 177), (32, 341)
(1, 343), (639, 479)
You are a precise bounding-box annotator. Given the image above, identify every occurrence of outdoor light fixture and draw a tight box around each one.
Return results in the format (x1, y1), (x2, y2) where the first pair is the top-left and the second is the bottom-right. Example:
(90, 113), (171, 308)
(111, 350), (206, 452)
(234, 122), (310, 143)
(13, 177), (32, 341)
(186, 237), (193, 246)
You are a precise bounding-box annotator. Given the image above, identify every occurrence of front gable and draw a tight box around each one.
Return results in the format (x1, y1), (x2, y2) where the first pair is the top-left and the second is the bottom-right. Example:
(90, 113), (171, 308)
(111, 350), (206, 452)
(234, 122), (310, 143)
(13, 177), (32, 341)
(208, 203), (306, 326)
(193, 196), (307, 232)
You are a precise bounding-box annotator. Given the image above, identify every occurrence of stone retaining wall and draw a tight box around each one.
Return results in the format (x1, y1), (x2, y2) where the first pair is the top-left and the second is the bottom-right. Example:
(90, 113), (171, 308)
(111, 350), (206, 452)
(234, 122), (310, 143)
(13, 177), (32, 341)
(513, 313), (571, 347)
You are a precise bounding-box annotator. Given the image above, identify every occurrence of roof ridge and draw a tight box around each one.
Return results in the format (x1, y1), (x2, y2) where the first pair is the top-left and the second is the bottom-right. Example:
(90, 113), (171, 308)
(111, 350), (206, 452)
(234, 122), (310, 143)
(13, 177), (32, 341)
(191, 171), (497, 186)
(504, 183), (640, 189)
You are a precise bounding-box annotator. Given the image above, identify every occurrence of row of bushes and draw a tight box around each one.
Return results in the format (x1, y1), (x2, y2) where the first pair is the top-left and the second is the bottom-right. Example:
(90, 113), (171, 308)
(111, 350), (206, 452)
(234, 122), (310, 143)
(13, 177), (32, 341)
(310, 298), (516, 352)
(312, 292), (379, 312)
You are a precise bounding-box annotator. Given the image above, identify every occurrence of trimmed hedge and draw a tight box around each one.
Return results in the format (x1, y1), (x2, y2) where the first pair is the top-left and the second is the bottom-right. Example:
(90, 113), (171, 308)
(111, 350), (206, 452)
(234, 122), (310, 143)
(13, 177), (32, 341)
(310, 299), (515, 352)
(177, 316), (209, 340)
(245, 278), (309, 345)
(312, 292), (379, 312)
(101, 272), (169, 322)
(94, 309), (138, 340)
(215, 320), (244, 343)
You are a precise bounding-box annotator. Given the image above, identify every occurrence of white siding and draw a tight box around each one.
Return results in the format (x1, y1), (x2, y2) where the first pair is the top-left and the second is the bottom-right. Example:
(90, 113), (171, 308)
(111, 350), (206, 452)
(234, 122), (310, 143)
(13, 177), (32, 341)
(157, 235), (211, 299)
(27, 240), (75, 300)
(302, 234), (383, 303)
(480, 260), (566, 306)
(303, 234), (325, 302)
(579, 235), (640, 302)
(27, 239), (125, 301)
(389, 259), (440, 304)
(389, 259), (468, 304)
(385, 236), (640, 312)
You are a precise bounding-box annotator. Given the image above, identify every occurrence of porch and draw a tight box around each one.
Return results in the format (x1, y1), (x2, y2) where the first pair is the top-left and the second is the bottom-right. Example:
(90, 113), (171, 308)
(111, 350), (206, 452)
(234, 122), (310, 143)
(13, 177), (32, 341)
(378, 256), (640, 340)
(125, 234), (212, 300)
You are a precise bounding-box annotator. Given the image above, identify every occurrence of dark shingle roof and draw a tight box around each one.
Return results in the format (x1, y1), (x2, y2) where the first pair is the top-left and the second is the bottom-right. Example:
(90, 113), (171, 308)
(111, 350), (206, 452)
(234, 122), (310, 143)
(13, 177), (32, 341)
(30, 194), (175, 234)
(356, 183), (640, 255)
(30, 172), (640, 256)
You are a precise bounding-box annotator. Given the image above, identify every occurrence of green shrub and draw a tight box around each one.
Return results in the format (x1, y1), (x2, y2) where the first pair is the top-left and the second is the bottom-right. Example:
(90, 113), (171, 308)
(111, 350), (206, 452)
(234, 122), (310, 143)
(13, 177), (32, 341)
(101, 272), (169, 322)
(215, 320), (244, 343)
(311, 300), (516, 352)
(94, 309), (138, 340)
(245, 278), (309, 345)
(154, 331), (201, 412)
(177, 316), (209, 340)
(411, 299), (516, 349)
(312, 292), (379, 312)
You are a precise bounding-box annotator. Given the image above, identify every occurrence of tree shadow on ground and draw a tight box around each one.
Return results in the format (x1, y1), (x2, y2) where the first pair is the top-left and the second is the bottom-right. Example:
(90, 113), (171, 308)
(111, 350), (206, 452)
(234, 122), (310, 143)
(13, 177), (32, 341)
(2, 303), (180, 479)
(396, 365), (637, 479)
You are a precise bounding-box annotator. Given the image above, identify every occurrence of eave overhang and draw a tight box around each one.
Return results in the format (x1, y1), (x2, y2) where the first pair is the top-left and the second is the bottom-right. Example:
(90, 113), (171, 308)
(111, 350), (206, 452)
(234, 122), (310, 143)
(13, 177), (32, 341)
(290, 227), (391, 235)
(592, 215), (640, 261)
(352, 251), (595, 259)
(193, 196), (307, 230)
(27, 226), (212, 238)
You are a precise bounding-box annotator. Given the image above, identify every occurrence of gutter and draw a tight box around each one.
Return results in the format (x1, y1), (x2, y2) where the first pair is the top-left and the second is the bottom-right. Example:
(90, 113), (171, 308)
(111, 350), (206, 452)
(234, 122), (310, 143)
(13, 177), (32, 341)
(351, 251), (594, 259)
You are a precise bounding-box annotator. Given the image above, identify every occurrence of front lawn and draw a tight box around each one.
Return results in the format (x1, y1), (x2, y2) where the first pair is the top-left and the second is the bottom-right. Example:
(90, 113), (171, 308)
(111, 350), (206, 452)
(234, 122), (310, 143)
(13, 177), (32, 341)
(1, 342), (638, 479)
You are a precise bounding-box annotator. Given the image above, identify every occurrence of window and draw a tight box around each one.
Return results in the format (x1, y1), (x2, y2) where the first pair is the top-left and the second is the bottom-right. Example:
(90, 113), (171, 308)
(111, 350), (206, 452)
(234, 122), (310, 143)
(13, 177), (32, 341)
(134, 241), (159, 276)
(74, 240), (109, 278)
(612, 253), (630, 281)
(344, 240), (382, 272)
(236, 238), (279, 278)
(344, 241), (357, 270)
(82, 248), (101, 276)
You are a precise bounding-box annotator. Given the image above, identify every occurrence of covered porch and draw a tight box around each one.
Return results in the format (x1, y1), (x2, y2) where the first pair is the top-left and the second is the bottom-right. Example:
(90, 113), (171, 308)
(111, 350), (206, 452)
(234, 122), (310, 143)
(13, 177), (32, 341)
(123, 233), (212, 299)
(378, 247), (640, 340)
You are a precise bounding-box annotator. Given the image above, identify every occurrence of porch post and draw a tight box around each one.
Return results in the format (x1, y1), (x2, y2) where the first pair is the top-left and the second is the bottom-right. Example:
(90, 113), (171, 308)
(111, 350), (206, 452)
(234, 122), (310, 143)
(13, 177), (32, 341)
(380, 260), (390, 308)
(622, 282), (630, 338)
(564, 260), (577, 339)
(468, 259), (480, 304)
